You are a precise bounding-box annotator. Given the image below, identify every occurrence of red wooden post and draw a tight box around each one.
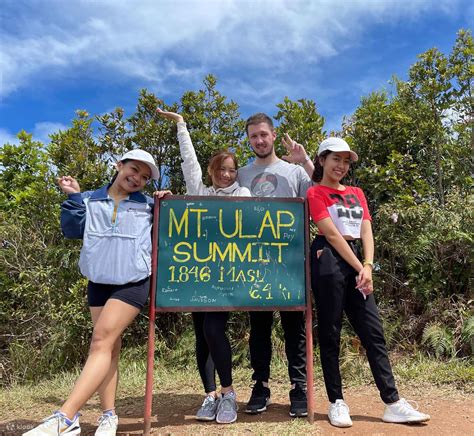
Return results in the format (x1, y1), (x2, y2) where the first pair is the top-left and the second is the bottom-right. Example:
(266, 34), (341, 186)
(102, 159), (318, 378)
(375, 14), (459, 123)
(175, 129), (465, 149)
(143, 195), (161, 435)
(143, 297), (156, 435)
(305, 305), (314, 423)
(304, 200), (315, 424)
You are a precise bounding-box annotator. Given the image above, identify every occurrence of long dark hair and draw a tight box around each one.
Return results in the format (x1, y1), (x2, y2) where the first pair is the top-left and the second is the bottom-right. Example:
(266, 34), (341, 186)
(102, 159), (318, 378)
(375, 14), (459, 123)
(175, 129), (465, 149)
(312, 150), (331, 183)
(109, 158), (131, 185)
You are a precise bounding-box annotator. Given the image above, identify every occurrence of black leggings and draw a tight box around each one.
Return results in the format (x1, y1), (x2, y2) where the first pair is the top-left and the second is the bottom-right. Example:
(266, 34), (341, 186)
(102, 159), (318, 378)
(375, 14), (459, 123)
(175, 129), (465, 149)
(192, 311), (232, 392)
(311, 236), (399, 404)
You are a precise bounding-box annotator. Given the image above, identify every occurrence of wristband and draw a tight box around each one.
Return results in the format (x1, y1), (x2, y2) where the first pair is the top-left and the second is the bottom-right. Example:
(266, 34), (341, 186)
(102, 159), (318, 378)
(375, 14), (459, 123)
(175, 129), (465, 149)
(302, 154), (310, 164)
(363, 260), (374, 268)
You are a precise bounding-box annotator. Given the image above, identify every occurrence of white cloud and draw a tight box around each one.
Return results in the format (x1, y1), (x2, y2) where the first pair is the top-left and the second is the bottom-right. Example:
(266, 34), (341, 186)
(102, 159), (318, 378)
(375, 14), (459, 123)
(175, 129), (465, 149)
(32, 122), (68, 144)
(0, 0), (465, 98)
(0, 122), (68, 146)
(0, 128), (19, 146)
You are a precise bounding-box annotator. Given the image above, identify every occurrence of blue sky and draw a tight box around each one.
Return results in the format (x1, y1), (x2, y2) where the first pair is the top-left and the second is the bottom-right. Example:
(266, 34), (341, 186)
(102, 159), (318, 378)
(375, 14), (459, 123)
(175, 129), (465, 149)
(0, 0), (472, 146)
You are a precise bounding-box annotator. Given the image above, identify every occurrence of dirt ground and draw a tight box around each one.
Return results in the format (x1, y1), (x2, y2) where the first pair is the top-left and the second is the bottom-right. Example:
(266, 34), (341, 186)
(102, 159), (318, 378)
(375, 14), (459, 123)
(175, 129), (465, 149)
(3, 384), (472, 435)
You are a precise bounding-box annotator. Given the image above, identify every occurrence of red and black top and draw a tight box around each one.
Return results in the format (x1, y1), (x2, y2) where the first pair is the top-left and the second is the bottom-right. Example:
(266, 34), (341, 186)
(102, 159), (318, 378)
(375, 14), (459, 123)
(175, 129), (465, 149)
(307, 185), (371, 239)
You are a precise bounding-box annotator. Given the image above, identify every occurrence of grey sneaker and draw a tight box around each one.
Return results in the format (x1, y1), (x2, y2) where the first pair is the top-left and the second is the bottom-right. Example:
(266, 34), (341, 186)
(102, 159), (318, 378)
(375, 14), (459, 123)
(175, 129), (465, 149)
(216, 391), (238, 424)
(195, 395), (219, 421)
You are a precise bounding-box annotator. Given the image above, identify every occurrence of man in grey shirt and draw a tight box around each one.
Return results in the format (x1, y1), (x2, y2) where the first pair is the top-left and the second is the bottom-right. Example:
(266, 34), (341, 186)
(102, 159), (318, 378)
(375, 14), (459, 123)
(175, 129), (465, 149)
(238, 112), (314, 418)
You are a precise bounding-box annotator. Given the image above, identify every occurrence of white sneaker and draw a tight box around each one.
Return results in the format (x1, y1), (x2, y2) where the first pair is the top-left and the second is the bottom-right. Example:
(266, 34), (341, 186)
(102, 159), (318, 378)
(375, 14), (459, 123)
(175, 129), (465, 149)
(328, 399), (353, 427)
(22, 411), (81, 435)
(95, 412), (118, 435)
(383, 398), (430, 423)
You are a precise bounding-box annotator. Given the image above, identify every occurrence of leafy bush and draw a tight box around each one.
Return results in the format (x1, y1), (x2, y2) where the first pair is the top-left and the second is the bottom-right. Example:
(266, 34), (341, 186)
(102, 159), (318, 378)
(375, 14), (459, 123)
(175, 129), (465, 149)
(375, 191), (472, 302)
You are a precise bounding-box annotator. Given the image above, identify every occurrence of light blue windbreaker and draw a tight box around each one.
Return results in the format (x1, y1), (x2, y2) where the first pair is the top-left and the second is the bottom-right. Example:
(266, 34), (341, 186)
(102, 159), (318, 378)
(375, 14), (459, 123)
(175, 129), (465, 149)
(61, 185), (154, 285)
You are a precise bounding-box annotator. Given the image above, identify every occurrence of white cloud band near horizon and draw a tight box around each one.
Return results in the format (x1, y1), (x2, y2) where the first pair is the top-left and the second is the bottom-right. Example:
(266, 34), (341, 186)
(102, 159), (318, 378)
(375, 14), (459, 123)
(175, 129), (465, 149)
(1, 0), (467, 100)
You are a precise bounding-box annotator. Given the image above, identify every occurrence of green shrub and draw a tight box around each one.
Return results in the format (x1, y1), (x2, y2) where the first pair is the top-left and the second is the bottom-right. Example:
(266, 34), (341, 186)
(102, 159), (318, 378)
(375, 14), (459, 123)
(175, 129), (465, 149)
(422, 323), (456, 358)
(375, 191), (472, 302)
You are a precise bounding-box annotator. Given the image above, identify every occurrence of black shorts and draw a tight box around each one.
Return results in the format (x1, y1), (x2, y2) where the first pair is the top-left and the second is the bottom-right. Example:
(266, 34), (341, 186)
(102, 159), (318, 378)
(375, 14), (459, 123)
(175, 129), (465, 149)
(87, 277), (150, 310)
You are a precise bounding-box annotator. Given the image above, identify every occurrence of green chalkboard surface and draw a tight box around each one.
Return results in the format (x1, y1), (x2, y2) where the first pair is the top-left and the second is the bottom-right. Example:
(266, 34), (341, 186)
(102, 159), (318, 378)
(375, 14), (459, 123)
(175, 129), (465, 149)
(154, 196), (307, 311)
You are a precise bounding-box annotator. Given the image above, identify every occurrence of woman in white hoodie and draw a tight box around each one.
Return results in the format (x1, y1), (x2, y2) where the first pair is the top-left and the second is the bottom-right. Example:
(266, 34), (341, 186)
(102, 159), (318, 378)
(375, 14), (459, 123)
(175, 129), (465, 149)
(157, 108), (250, 424)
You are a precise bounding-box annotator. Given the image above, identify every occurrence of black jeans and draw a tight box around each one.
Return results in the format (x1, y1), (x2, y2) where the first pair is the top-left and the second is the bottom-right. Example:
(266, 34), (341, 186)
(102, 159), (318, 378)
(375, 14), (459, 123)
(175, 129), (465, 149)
(249, 311), (306, 387)
(311, 236), (399, 404)
(192, 311), (232, 392)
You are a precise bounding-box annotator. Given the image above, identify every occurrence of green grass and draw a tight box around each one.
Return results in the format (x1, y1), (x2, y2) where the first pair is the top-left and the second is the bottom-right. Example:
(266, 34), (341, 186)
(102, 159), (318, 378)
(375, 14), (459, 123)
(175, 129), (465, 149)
(1, 348), (472, 435)
(1, 348), (472, 422)
(392, 352), (474, 388)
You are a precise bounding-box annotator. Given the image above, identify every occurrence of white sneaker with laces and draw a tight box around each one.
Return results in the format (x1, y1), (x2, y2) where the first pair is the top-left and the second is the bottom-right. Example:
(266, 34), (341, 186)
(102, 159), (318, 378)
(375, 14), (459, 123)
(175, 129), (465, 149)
(22, 411), (81, 436)
(328, 399), (353, 428)
(95, 412), (118, 436)
(383, 398), (430, 423)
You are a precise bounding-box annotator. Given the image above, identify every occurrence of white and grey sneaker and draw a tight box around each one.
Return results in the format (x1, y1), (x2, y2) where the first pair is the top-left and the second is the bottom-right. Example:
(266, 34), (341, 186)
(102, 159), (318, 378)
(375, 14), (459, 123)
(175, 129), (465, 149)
(95, 412), (118, 435)
(195, 395), (219, 421)
(383, 398), (430, 423)
(216, 391), (238, 424)
(22, 411), (81, 436)
(328, 399), (353, 428)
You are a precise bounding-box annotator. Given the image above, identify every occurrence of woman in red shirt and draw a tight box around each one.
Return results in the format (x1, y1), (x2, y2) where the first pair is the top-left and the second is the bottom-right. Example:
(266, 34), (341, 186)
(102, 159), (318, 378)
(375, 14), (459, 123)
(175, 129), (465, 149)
(307, 137), (430, 428)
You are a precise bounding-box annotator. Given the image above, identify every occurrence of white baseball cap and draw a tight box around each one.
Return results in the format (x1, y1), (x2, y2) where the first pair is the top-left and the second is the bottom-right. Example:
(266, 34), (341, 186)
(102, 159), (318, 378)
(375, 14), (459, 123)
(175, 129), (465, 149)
(120, 149), (160, 180)
(318, 137), (358, 162)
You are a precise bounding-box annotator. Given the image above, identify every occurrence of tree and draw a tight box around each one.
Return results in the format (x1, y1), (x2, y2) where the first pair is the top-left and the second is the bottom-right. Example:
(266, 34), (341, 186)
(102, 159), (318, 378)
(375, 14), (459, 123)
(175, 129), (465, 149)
(404, 48), (451, 204)
(96, 107), (132, 163)
(449, 30), (473, 120)
(48, 110), (111, 191)
(274, 96), (324, 160)
(344, 90), (433, 209)
(0, 132), (91, 383)
(342, 31), (473, 352)
(169, 74), (246, 192)
(346, 30), (473, 208)
(447, 29), (473, 194)
(126, 90), (178, 191)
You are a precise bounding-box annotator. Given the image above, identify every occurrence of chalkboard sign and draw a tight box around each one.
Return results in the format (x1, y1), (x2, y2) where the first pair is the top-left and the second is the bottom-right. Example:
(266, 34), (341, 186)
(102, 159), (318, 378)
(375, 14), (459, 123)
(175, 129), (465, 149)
(154, 196), (306, 311)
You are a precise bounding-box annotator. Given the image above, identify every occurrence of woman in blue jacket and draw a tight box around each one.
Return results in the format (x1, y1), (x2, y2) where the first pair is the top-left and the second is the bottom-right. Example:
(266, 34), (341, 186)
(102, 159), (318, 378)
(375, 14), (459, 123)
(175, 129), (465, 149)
(24, 149), (165, 436)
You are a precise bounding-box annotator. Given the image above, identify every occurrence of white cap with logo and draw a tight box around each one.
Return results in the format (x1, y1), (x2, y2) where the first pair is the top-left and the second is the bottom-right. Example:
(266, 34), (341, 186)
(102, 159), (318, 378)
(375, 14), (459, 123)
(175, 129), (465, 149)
(120, 149), (160, 180)
(318, 137), (358, 162)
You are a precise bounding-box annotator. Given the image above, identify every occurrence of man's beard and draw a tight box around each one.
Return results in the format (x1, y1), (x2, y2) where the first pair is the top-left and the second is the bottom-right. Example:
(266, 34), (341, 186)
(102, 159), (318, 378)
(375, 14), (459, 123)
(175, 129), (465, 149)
(253, 146), (274, 159)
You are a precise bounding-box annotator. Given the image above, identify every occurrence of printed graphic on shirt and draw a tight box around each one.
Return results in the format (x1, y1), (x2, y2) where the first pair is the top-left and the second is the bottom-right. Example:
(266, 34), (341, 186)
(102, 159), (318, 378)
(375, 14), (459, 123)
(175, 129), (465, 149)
(328, 193), (364, 237)
(250, 172), (278, 197)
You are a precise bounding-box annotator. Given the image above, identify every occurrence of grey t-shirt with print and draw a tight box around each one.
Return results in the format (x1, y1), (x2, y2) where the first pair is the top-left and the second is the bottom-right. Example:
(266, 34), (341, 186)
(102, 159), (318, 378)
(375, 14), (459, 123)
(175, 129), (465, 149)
(237, 159), (312, 198)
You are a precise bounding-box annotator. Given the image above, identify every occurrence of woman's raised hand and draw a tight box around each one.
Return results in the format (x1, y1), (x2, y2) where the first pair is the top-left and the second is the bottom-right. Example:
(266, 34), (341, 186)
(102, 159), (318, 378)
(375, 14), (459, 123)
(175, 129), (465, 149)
(57, 176), (81, 194)
(156, 108), (184, 123)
